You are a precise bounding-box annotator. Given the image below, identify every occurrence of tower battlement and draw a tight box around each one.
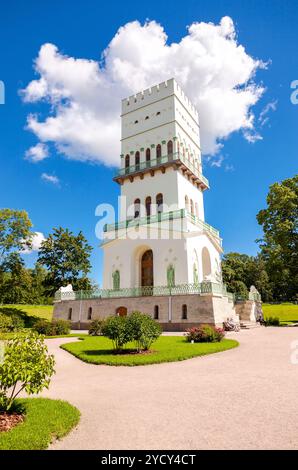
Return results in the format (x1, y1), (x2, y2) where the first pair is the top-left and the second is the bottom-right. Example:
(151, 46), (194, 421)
(121, 78), (199, 123)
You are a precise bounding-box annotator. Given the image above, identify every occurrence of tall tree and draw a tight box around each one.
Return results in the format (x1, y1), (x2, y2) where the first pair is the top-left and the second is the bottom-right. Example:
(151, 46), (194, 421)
(38, 227), (93, 295)
(257, 175), (298, 300)
(0, 209), (33, 266)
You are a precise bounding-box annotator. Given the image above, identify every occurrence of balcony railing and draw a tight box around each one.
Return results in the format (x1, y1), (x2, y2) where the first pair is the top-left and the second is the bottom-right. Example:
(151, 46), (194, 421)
(115, 151), (209, 188)
(55, 281), (232, 301)
(103, 208), (221, 244)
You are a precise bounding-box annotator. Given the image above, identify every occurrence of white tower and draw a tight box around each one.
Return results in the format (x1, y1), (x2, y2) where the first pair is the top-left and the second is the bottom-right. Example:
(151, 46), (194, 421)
(102, 78), (222, 291)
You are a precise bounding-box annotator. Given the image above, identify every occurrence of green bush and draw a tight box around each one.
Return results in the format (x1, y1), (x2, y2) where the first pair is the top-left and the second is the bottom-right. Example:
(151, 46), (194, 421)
(0, 331), (55, 412)
(186, 325), (225, 343)
(0, 315), (14, 332)
(51, 319), (71, 335)
(88, 319), (104, 336)
(33, 319), (70, 336)
(101, 315), (131, 351)
(0, 313), (24, 332)
(128, 311), (162, 351)
(264, 316), (280, 326)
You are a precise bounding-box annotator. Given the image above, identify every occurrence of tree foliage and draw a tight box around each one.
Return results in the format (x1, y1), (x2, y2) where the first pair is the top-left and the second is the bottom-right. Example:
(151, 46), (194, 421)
(0, 209), (33, 266)
(38, 227), (92, 295)
(0, 331), (55, 412)
(257, 175), (298, 300)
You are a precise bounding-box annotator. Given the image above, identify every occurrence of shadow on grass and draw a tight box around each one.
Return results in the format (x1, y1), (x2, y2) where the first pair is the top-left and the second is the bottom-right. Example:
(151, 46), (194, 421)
(0, 307), (40, 328)
(81, 349), (141, 357)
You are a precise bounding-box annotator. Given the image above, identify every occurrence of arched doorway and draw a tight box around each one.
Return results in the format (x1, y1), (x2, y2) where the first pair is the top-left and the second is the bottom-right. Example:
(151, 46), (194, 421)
(141, 249), (154, 287)
(202, 247), (212, 279)
(116, 306), (127, 317)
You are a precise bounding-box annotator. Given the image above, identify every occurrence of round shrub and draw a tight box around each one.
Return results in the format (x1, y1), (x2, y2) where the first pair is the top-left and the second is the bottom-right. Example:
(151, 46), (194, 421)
(51, 319), (71, 335)
(0, 315), (14, 332)
(186, 325), (225, 343)
(33, 319), (52, 335)
(88, 319), (104, 336)
(264, 316), (280, 326)
(128, 311), (162, 351)
(101, 315), (131, 351)
(33, 319), (70, 336)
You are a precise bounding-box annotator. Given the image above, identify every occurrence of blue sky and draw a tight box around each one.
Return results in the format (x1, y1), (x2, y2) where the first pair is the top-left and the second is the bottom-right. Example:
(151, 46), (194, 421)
(0, 0), (297, 286)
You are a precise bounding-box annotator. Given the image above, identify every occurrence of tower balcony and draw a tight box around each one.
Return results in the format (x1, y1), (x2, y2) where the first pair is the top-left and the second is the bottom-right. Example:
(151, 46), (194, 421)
(102, 208), (221, 246)
(113, 152), (209, 190)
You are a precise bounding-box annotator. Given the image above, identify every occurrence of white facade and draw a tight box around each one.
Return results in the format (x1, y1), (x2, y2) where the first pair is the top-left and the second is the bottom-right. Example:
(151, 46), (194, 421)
(102, 78), (222, 290)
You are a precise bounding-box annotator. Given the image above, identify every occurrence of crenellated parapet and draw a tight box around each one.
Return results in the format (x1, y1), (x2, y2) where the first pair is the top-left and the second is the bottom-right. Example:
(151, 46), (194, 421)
(121, 78), (199, 123)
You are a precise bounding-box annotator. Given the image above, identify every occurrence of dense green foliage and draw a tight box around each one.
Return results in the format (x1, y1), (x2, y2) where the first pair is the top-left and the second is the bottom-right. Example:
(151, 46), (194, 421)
(186, 325), (225, 343)
(0, 331), (55, 411)
(0, 398), (80, 450)
(222, 252), (271, 300)
(128, 311), (162, 351)
(257, 175), (298, 301)
(0, 209), (33, 266)
(222, 175), (298, 301)
(61, 335), (238, 366)
(101, 315), (132, 351)
(264, 316), (280, 326)
(101, 312), (162, 352)
(33, 319), (70, 336)
(38, 227), (93, 296)
(88, 319), (104, 336)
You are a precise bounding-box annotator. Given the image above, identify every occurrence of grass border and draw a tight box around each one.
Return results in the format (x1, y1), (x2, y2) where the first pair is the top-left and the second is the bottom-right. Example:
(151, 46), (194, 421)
(0, 398), (80, 450)
(61, 336), (239, 366)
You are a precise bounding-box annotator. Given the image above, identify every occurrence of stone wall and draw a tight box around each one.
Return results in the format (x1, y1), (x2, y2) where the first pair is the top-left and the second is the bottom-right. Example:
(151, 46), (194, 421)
(53, 293), (242, 330)
(234, 300), (263, 322)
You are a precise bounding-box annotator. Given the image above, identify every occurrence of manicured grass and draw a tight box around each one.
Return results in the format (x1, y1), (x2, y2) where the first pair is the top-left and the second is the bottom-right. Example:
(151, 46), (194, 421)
(61, 335), (239, 366)
(0, 304), (53, 321)
(0, 398), (80, 450)
(263, 303), (298, 324)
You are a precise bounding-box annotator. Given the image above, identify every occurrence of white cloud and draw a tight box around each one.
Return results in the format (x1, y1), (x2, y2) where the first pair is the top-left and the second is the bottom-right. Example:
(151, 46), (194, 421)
(41, 172), (60, 185)
(22, 231), (46, 254)
(259, 100), (277, 127)
(22, 16), (267, 166)
(25, 142), (49, 162)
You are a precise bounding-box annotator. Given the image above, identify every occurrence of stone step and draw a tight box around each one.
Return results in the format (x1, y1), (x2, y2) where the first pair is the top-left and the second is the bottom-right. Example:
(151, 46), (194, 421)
(240, 321), (261, 329)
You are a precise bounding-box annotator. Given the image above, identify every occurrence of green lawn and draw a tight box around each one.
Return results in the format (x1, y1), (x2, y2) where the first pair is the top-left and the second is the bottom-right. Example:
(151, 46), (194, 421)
(263, 303), (298, 324)
(61, 335), (239, 366)
(0, 398), (80, 450)
(0, 304), (53, 321)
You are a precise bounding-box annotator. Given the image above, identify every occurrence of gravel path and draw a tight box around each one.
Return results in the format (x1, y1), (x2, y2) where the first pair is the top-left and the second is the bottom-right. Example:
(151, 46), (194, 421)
(39, 327), (298, 450)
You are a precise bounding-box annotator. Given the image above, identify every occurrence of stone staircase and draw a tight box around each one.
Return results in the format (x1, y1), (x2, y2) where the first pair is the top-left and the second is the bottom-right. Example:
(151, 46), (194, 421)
(240, 321), (261, 330)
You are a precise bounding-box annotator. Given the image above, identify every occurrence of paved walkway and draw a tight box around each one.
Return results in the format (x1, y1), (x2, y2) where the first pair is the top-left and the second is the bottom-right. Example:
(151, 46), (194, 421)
(38, 327), (298, 450)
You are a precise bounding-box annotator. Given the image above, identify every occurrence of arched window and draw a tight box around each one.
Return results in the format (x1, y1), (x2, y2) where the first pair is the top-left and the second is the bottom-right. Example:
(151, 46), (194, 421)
(87, 307), (92, 320)
(145, 196), (151, 217)
(202, 247), (212, 279)
(167, 140), (173, 159)
(112, 270), (120, 290)
(146, 148), (151, 167)
(195, 202), (199, 218)
(125, 154), (130, 174)
(156, 193), (163, 213)
(167, 264), (175, 288)
(156, 144), (162, 163)
(185, 195), (189, 213)
(182, 304), (188, 320)
(68, 308), (72, 320)
(134, 198), (140, 218)
(190, 199), (194, 216)
(154, 305), (159, 320)
(135, 151), (140, 171)
(193, 264), (199, 285)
